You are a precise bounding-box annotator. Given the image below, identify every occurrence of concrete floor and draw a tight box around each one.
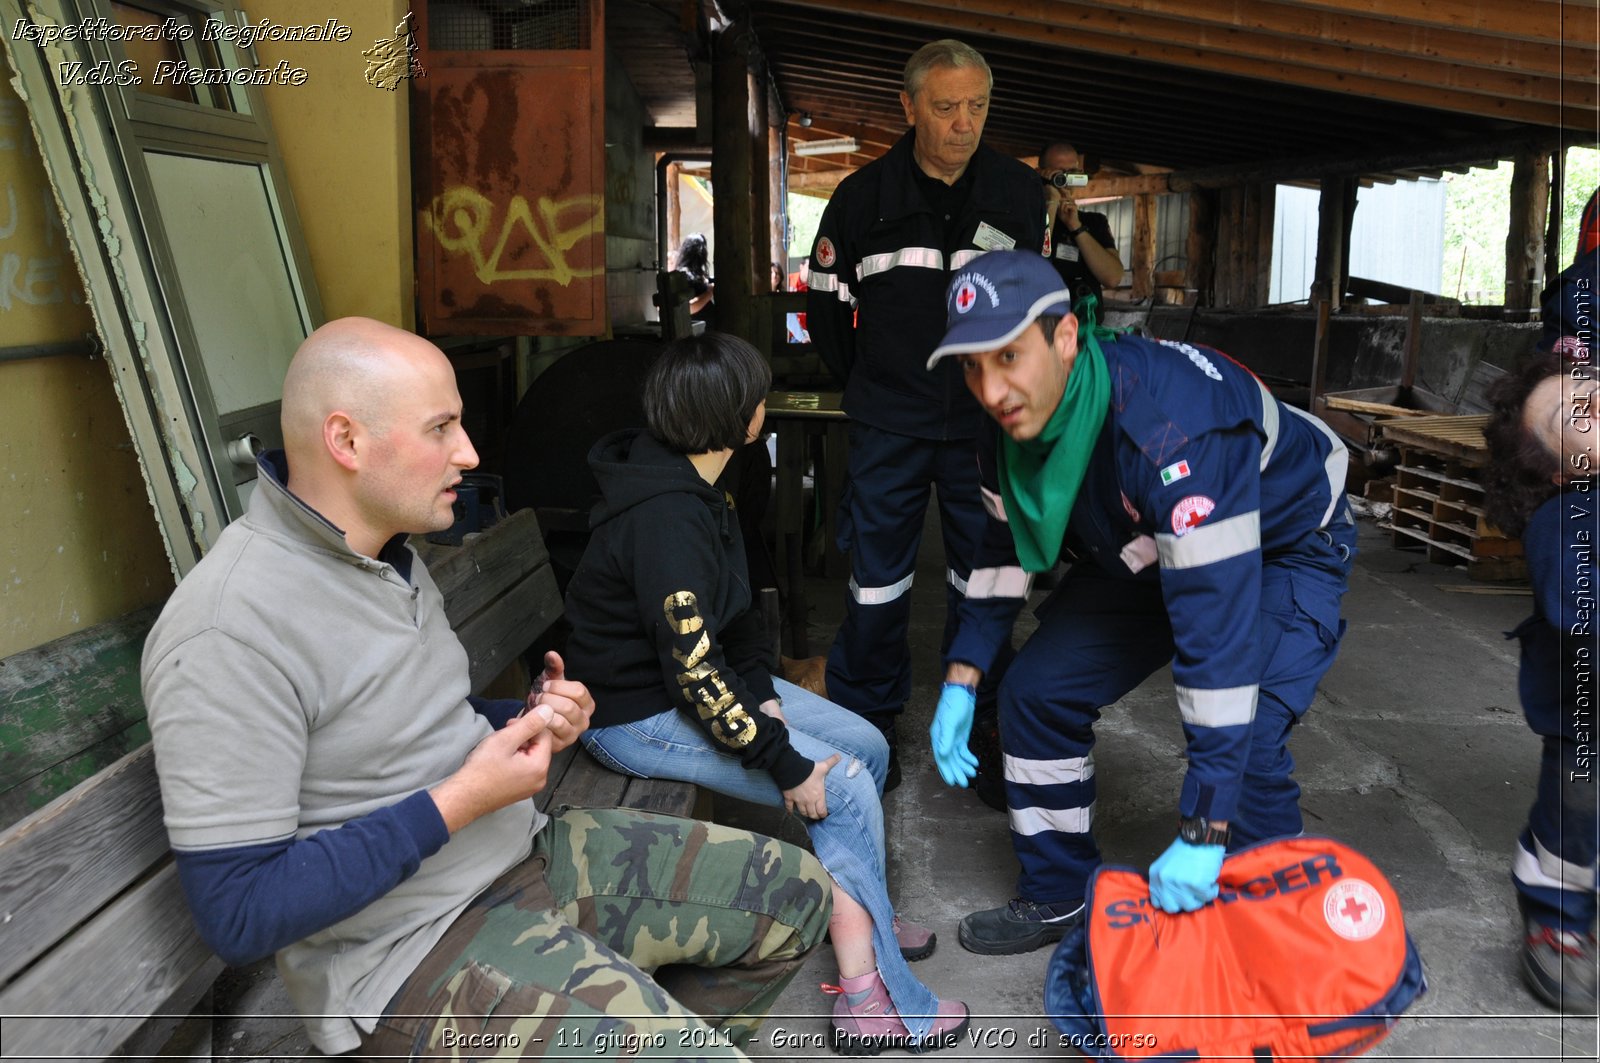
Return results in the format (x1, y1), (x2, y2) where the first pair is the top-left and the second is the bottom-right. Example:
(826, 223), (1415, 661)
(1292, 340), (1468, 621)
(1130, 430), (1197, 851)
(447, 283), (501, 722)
(207, 515), (1600, 1061)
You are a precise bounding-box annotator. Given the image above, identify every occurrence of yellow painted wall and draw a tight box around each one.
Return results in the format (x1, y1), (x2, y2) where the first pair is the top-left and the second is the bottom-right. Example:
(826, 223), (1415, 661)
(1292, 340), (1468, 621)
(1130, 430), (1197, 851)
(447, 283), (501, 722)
(0, 54), (173, 660)
(252, 0), (413, 327)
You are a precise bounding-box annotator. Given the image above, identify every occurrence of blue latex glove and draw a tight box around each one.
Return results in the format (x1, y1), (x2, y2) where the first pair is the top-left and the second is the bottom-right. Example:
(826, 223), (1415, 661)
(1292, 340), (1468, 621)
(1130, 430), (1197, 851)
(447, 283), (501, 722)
(1148, 837), (1225, 913)
(930, 682), (979, 787)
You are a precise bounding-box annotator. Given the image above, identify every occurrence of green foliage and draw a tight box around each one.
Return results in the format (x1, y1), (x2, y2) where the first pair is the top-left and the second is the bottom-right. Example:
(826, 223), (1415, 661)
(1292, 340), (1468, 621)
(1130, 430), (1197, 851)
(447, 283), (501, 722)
(785, 193), (828, 268)
(1442, 147), (1599, 305)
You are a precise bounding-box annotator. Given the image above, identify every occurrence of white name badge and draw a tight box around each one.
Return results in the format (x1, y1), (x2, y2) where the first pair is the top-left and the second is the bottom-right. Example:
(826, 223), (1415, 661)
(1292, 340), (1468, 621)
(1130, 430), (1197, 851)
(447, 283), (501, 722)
(972, 221), (1016, 251)
(1054, 243), (1081, 263)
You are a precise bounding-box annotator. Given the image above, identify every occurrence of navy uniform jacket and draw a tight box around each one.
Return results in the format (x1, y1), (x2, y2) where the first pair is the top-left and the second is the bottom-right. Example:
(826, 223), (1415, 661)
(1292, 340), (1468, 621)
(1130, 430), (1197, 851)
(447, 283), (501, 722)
(1515, 485), (1599, 741)
(805, 131), (1046, 441)
(949, 332), (1350, 818)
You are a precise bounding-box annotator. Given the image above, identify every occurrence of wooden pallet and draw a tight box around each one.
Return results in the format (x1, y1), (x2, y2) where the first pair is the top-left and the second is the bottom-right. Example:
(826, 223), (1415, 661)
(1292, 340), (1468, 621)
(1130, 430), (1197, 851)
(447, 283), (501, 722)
(1385, 441), (1525, 581)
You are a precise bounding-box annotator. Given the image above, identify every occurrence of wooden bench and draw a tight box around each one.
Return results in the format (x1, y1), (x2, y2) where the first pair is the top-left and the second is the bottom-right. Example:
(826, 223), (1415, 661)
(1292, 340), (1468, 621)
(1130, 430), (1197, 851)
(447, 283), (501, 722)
(0, 508), (696, 1060)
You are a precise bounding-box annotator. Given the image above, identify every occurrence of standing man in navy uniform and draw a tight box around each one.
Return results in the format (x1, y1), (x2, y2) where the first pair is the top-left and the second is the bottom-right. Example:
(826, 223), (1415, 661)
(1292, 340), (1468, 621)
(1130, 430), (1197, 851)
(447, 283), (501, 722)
(804, 40), (1046, 788)
(925, 250), (1356, 954)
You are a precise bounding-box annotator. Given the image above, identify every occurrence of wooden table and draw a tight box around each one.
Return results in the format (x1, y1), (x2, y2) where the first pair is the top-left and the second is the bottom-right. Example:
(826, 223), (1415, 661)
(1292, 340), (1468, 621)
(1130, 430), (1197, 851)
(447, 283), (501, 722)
(765, 391), (848, 657)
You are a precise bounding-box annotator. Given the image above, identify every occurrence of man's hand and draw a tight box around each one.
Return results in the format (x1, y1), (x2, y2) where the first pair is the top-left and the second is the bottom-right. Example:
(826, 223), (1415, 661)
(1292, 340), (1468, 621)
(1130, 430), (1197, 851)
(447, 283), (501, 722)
(526, 650), (593, 753)
(930, 682), (979, 788)
(1047, 185), (1081, 230)
(1148, 837), (1226, 913)
(782, 753), (841, 819)
(431, 706), (556, 833)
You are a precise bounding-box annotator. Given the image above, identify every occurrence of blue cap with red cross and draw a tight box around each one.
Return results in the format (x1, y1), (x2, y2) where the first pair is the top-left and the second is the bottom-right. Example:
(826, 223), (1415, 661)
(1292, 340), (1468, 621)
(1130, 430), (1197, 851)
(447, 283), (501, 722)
(927, 250), (1073, 369)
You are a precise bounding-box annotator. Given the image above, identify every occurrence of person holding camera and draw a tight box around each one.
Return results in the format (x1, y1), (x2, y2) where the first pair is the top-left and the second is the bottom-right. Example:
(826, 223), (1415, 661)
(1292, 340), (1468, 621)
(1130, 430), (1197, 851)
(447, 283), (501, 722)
(1038, 142), (1124, 310)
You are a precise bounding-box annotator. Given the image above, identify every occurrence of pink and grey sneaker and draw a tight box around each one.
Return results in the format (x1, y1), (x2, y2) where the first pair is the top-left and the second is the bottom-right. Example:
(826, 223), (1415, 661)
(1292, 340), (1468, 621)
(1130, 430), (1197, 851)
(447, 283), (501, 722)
(892, 915), (936, 962)
(822, 970), (968, 1055)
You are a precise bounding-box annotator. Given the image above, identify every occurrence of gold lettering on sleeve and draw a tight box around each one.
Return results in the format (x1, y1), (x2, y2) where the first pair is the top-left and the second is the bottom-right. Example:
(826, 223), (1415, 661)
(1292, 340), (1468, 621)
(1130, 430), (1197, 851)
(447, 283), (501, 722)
(713, 706), (758, 748)
(663, 591), (705, 635)
(672, 630), (711, 671)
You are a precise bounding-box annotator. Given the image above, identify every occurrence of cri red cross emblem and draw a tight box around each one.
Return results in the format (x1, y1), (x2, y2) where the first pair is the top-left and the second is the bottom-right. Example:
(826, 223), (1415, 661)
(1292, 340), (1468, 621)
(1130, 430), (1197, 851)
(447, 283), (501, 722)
(1170, 495), (1215, 536)
(1339, 896), (1369, 924)
(954, 281), (977, 313)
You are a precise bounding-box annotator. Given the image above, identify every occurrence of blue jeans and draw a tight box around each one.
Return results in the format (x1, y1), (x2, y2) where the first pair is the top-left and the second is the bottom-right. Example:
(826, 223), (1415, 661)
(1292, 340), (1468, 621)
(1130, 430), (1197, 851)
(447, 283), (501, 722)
(582, 678), (941, 1039)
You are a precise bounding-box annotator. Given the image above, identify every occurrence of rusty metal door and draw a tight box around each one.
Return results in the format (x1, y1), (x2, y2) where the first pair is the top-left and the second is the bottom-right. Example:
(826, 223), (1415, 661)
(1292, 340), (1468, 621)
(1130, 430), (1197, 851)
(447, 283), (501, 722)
(413, 1), (606, 336)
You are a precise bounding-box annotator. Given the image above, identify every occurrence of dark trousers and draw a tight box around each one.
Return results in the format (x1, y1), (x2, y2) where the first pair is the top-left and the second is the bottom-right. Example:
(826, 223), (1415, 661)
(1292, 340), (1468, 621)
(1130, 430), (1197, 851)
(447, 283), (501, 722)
(826, 423), (989, 735)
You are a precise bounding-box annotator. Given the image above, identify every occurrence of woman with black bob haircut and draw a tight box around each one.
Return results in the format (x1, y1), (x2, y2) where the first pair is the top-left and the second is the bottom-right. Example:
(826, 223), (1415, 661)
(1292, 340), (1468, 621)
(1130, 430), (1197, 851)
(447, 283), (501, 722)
(563, 331), (969, 1053)
(1483, 346), (1599, 1013)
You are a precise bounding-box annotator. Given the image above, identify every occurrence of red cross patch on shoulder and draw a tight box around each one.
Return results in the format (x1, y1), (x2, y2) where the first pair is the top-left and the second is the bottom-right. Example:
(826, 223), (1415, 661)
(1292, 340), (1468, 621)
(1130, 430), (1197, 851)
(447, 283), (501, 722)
(1171, 495), (1215, 536)
(814, 237), (837, 268)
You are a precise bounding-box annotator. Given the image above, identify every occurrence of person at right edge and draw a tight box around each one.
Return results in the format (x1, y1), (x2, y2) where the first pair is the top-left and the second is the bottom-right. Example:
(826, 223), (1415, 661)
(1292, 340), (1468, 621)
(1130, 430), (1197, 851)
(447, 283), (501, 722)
(924, 249), (1356, 954)
(1037, 141), (1124, 309)
(1481, 187), (1599, 1013)
(804, 40), (1045, 791)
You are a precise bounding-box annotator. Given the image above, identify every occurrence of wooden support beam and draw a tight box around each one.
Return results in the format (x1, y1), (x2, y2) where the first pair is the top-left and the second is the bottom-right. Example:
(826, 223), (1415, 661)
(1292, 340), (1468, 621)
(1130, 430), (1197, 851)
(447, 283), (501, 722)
(1058, 0), (1587, 78)
(1309, 296), (1332, 411)
(1131, 193), (1157, 302)
(1265, 0), (1585, 45)
(1505, 149), (1551, 312)
(713, 25), (758, 341)
(775, 0), (1591, 127)
(1313, 175), (1354, 312)
(1254, 182), (1276, 307)
(1546, 146), (1567, 283)
(1187, 189), (1218, 307)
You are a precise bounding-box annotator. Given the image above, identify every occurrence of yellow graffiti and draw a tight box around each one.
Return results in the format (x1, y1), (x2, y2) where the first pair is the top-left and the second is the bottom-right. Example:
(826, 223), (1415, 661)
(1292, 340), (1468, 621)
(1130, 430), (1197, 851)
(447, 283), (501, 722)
(426, 186), (603, 287)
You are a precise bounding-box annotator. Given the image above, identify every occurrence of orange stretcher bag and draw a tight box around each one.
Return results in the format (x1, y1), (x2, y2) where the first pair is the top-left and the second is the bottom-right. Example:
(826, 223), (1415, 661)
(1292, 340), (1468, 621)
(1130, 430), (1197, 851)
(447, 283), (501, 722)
(1045, 836), (1426, 1061)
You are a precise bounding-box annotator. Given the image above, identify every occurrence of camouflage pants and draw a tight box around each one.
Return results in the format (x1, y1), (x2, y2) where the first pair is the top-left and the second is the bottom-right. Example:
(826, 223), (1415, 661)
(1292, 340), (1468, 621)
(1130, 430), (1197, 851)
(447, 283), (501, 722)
(358, 807), (831, 1060)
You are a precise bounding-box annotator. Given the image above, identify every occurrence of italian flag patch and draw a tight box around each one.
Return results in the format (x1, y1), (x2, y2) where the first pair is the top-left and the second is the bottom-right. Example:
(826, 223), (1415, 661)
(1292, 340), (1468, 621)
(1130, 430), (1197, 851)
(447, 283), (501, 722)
(1160, 460), (1191, 486)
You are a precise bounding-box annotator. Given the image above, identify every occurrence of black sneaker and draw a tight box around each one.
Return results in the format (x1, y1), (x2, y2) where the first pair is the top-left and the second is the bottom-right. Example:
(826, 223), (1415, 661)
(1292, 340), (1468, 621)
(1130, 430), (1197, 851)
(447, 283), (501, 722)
(883, 747), (902, 794)
(958, 898), (1084, 955)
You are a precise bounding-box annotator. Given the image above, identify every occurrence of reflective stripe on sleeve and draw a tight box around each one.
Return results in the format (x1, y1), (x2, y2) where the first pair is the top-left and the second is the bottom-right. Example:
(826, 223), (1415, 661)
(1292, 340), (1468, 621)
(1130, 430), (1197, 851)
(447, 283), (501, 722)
(1010, 803), (1094, 836)
(858, 247), (944, 279)
(963, 566), (1032, 599)
(1285, 404), (1349, 526)
(1175, 684), (1259, 728)
(1155, 510), (1261, 570)
(1003, 752), (1093, 787)
(849, 571), (914, 605)
(1256, 377), (1280, 472)
(950, 248), (985, 269)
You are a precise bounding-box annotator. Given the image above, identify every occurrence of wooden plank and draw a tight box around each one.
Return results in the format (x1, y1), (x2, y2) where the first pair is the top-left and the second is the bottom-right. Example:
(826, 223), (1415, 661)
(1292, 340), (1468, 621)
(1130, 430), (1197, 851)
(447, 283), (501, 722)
(416, 509), (552, 628)
(546, 748), (628, 809)
(534, 744), (581, 814)
(0, 718), (151, 831)
(1381, 417), (1490, 462)
(1322, 396), (1429, 417)
(0, 606), (160, 796)
(0, 745), (169, 987)
(0, 861), (221, 1061)
(453, 565), (564, 693)
(621, 776), (699, 819)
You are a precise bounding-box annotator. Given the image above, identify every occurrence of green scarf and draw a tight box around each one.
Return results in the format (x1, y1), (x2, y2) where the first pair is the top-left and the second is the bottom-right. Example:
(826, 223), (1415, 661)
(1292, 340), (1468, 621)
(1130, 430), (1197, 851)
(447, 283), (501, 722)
(996, 309), (1113, 573)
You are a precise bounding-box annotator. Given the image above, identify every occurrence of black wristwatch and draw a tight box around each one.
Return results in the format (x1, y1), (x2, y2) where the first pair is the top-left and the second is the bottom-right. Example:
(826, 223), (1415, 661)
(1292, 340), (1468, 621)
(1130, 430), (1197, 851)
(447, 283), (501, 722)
(1178, 815), (1231, 847)
(1066, 225), (1087, 239)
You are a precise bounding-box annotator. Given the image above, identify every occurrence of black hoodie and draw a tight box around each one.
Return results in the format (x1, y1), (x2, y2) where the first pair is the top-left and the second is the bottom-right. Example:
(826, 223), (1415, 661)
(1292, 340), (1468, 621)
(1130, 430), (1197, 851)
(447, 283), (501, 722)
(564, 429), (812, 790)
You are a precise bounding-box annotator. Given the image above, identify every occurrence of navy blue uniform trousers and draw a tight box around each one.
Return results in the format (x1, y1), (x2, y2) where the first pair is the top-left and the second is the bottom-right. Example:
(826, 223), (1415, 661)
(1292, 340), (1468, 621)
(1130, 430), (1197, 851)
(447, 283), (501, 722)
(827, 422), (988, 735)
(1001, 523), (1356, 904)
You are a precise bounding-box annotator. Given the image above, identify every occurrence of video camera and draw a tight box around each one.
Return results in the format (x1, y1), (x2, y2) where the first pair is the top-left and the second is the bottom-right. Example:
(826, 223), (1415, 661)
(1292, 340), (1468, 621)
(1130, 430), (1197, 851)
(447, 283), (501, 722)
(1045, 171), (1089, 189)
